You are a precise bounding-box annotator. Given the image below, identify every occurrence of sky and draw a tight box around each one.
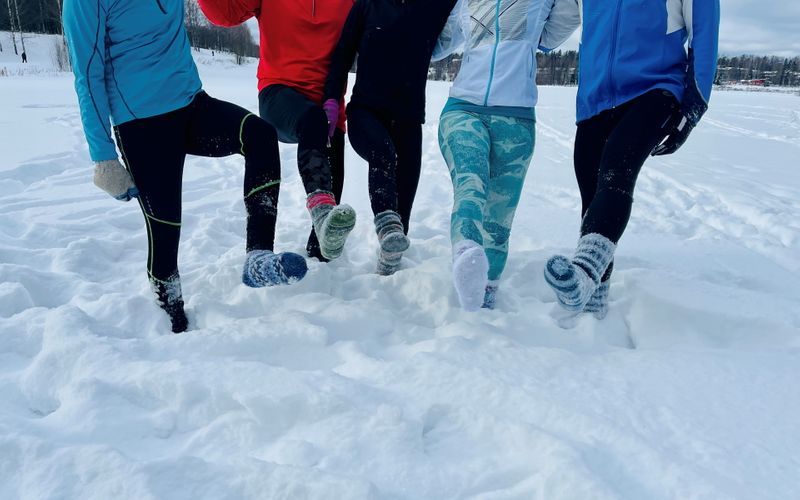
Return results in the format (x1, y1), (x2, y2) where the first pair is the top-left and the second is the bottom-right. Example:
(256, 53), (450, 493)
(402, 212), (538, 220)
(242, 3), (800, 58)
(557, 1), (800, 58)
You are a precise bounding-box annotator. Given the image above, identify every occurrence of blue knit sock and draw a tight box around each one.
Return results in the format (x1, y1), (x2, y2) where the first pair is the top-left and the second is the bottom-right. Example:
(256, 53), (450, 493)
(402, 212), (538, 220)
(544, 233), (615, 312)
(583, 280), (610, 319)
(242, 250), (308, 288)
(482, 281), (499, 310)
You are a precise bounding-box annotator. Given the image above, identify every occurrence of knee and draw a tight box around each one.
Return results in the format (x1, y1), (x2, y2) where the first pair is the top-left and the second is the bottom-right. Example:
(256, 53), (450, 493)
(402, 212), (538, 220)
(484, 220), (511, 246)
(243, 115), (278, 148)
(598, 170), (636, 198)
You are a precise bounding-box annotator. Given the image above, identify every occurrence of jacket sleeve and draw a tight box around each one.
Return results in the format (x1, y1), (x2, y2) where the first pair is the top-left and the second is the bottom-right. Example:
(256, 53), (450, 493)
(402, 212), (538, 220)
(432, 0), (465, 62)
(681, 0), (720, 124)
(324, 0), (365, 102)
(197, 0), (260, 27)
(538, 0), (581, 52)
(63, 0), (117, 162)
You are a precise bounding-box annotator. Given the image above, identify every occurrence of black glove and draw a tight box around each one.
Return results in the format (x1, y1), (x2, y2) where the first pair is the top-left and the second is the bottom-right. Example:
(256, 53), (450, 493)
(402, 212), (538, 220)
(652, 76), (708, 157)
(651, 112), (694, 156)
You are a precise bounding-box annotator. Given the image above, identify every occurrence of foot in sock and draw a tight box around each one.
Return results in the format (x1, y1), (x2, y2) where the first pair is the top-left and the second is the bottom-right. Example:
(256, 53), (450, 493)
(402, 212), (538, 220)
(242, 250), (308, 288)
(375, 210), (410, 276)
(583, 280), (609, 319)
(307, 191), (356, 260)
(151, 274), (188, 334)
(482, 281), (499, 310)
(544, 233), (615, 312)
(452, 240), (489, 312)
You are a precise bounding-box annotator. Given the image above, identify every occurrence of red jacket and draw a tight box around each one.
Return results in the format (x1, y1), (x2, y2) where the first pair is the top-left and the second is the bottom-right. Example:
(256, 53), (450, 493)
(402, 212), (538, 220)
(198, 0), (353, 128)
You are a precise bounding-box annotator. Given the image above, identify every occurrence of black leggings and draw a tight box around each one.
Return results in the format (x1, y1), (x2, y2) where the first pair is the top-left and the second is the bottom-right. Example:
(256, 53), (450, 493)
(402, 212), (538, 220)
(115, 91), (281, 282)
(258, 84), (345, 258)
(574, 89), (678, 280)
(347, 105), (422, 234)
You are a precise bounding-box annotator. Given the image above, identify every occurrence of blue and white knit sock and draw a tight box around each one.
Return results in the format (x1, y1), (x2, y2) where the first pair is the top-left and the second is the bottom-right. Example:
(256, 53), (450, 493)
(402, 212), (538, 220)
(583, 280), (610, 319)
(544, 233), (615, 312)
(242, 250), (308, 288)
(482, 281), (500, 310)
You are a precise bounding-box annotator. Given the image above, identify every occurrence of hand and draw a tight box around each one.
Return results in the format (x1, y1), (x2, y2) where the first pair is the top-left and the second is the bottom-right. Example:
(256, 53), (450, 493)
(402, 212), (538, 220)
(322, 99), (339, 140)
(94, 159), (139, 201)
(653, 86), (708, 157)
(651, 112), (695, 157)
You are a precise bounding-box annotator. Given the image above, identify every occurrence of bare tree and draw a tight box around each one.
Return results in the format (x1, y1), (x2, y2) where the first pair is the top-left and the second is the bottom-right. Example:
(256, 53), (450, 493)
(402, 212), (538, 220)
(13, 0), (25, 52)
(7, 0), (18, 54)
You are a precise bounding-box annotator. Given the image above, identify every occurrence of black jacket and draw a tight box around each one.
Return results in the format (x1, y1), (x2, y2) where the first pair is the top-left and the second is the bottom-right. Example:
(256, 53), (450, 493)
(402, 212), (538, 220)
(324, 0), (457, 124)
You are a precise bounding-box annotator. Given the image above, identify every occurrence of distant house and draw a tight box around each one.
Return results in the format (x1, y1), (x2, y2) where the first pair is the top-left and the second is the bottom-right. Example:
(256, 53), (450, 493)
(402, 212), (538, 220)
(740, 79), (770, 87)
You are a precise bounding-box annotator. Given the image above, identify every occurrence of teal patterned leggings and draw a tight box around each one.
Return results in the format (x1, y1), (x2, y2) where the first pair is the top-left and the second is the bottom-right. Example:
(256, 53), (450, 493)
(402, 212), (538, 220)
(438, 111), (536, 281)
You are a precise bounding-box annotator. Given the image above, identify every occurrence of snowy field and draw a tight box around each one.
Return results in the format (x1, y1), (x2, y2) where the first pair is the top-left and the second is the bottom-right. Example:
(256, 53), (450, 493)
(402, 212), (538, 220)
(2, 42), (800, 499)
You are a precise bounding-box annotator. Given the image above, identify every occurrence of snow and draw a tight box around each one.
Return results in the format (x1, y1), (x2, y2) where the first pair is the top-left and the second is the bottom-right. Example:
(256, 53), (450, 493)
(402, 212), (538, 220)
(1, 41), (800, 499)
(0, 32), (65, 77)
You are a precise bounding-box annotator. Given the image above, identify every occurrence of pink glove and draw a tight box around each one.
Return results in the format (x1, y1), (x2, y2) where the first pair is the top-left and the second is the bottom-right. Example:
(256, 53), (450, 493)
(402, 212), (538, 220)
(322, 99), (339, 139)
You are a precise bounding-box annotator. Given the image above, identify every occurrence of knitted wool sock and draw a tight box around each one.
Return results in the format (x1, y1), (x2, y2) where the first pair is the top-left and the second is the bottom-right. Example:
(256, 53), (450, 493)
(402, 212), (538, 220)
(452, 240), (489, 312)
(544, 233), (616, 312)
(242, 250), (308, 288)
(583, 280), (610, 319)
(307, 191), (356, 260)
(482, 281), (500, 310)
(375, 210), (410, 276)
(150, 273), (188, 334)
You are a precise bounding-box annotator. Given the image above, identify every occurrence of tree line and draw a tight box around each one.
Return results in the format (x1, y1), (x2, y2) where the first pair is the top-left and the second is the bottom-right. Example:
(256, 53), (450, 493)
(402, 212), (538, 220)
(0, 0), (256, 64)
(430, 51), (800, 87)
(3, 2), (800, 86)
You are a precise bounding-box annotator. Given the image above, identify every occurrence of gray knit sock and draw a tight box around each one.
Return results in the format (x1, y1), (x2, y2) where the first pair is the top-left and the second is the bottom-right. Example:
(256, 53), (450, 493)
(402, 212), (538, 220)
(544, 233), (616, 312)
(375, 210), (409, 276)
(307, 191), (356, 261)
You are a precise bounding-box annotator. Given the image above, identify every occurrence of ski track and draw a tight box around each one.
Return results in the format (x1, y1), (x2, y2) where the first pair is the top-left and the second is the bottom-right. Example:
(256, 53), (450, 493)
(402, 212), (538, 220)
(1, 54), (800, 500)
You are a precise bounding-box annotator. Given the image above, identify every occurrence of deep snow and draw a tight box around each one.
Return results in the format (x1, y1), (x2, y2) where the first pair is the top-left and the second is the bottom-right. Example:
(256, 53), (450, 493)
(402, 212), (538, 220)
(1, 45), (800, 500)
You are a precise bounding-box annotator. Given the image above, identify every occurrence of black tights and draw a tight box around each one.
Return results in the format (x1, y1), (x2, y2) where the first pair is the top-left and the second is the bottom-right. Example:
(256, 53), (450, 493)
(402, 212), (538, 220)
(115, 91), (281, 282)
(347, 105), (422, 234)
(574, 89), (678, 281)
(259, 85), (345, 259)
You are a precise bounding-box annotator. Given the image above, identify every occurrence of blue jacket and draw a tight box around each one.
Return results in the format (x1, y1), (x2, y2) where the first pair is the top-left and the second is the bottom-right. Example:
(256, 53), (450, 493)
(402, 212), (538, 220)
(63, 0), (202, 161)
(577, 0), (720, 124)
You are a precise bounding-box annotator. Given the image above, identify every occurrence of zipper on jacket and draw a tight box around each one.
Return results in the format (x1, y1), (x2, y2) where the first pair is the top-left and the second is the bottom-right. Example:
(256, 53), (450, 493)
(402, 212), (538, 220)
(312, 0), (316, 18)
(607, 0), (622, 107)
(155, 0), (167, 14)
(483, 0), (502, 106)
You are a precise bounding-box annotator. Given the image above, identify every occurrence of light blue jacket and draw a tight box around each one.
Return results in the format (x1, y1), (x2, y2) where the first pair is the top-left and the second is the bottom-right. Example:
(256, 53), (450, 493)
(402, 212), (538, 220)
(577, 0), (720, 123)
(433, 0), (580, 109)
(63, 0), (202, 161)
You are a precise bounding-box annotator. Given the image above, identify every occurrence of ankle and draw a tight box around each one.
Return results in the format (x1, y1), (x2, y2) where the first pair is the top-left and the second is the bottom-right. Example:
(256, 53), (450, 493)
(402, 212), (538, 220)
(306, 190), (336, 211)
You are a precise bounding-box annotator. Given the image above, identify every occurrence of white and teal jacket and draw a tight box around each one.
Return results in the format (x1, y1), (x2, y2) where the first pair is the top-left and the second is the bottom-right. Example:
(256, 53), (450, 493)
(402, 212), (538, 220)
(432, 0), (580, 109)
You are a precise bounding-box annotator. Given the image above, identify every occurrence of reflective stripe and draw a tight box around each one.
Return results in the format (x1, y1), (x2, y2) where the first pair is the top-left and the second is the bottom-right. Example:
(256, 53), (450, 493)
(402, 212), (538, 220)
(245, 180), (281, 199)
(239, 113), (255, 155)
(145, 212), (181, 227)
